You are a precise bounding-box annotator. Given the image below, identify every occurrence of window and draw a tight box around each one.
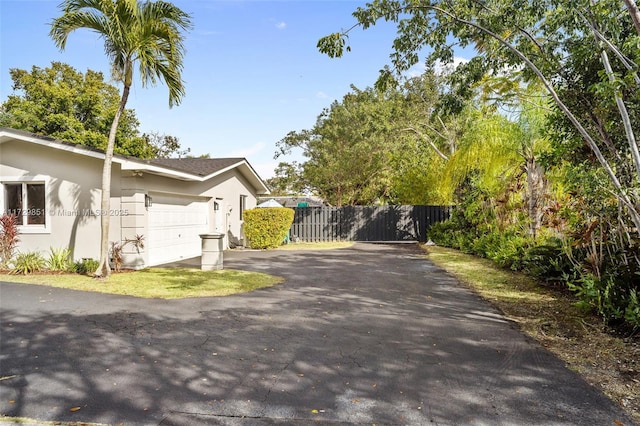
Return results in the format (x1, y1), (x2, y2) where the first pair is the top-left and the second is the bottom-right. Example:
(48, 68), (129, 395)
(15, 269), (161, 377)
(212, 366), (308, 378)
(4, 182), (46, 226)
(239, 195), (247, 220)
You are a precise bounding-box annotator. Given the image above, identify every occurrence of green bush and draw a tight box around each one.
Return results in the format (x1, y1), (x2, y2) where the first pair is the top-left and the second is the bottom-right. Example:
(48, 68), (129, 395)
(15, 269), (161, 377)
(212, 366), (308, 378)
(567, 274), (640, 329)
(244, 208), (295, 249)
(47, 247), (74, 271)
(74, 258), (100, 275)
(488, 234), (530, 271)
(12, 251), (46, 275)
(520, 237), (576, 284)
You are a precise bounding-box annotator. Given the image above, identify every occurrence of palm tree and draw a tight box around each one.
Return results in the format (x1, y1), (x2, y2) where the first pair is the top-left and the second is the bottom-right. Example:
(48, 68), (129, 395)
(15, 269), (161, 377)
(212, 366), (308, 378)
(50, 0), (192, 277)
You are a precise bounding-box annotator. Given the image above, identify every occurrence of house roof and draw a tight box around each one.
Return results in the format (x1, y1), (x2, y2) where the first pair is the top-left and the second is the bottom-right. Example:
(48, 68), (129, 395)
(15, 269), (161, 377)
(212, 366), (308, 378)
(0, 127), (270, 194)
(147, 157), (247, 177)
(258, 196), (326, 208)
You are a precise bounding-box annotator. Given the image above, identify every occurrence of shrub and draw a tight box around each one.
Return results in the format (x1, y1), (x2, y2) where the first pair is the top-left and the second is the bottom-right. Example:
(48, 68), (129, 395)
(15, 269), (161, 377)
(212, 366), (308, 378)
(428, 218), (475, 251)
(12, 251), (46, 275)
(244, 208), (295, 249)
(488, 234), (530, 271)
(625, 289), (640, 329)
(520, 237), (576, 284)
(0, 214), (19, 269)
(75, 258), (100, 275)
(47, 247), (74, 272)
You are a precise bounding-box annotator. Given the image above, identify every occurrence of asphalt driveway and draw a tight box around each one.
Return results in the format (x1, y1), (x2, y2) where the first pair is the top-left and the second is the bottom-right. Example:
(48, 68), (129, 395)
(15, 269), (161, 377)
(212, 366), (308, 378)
(0, 243), (636, 425)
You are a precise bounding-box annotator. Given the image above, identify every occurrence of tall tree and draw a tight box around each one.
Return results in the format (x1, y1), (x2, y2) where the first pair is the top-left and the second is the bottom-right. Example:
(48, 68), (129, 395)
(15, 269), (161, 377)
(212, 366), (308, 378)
(142, 131), (190, 158)
(265, 162), (307, 196)
(0, 62), (151, 157)
(318, 0), (640, 237)
(389, 72), (472, 204)
(50, 0), (192, 277)
(276, 86), (404, 206)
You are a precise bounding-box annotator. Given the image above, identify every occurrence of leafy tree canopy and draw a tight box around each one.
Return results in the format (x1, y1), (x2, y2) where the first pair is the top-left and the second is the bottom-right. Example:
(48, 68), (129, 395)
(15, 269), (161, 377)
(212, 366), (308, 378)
(273, 73), (523, 206)
(0, 62), (187, 159)
(275, 85), (409, 206)
(318, 0), (640, 232)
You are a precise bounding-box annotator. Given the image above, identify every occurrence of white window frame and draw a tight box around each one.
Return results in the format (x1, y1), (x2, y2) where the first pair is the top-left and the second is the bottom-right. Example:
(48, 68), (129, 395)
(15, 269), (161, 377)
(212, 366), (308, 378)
(239, 194), (247, 221)
(1, 176), (51, 234)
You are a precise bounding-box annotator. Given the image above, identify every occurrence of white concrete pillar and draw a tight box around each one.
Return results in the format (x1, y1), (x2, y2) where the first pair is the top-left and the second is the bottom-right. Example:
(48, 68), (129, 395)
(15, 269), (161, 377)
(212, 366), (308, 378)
(200, 233), (224, 270)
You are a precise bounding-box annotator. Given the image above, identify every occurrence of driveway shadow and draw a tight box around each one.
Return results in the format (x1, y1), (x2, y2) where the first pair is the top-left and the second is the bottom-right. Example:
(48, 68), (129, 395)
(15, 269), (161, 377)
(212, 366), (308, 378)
(0, 243), (636, 425)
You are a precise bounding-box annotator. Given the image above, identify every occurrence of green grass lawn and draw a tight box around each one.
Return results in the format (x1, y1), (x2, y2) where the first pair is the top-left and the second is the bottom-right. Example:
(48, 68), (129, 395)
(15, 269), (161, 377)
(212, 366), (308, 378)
(0, 242), (350, 298)
(0, 268), (283, 299)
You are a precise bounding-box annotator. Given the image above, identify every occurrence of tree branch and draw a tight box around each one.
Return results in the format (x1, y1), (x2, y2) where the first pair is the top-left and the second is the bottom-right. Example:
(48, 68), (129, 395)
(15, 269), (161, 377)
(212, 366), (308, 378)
(624, 0), (640, 36)
(420, 4), (640, 230)
(583, 6), (640, 183)
(402, 126), (449, 160)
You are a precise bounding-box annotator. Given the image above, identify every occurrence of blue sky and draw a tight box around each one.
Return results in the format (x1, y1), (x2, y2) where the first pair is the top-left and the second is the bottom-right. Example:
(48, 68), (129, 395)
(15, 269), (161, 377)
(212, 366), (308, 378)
(0, 1), (444, 179)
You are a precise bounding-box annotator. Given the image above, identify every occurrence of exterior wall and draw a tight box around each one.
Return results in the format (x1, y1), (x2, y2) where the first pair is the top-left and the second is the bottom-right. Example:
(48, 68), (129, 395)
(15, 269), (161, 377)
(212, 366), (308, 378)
(129, 168), (259, 252)
(1, 135), (263, 268)
(119, 174), (147, 268)
(0, 139), (122, 262)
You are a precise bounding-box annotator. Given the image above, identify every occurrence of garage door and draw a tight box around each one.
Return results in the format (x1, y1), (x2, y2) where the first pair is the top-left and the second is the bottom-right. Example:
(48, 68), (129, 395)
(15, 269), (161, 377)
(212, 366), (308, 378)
(147, 193), (209, 266)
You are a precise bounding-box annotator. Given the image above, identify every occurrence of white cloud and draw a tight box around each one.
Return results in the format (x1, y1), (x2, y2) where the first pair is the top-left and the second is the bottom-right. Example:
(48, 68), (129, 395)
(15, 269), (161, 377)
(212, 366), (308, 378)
(275, 21), (286, 30)
(316, 91), (328, 99)
(228, 142), (266, 158)
(407, 63), (426, 78)
(254, 161), (279, 180)
(405, 56), (471, 77)
(433, 56), (470, 74)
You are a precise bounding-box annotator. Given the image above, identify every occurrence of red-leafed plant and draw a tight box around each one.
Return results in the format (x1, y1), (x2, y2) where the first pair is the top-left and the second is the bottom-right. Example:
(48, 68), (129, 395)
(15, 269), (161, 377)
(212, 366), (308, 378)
(0, 214), (20, 269)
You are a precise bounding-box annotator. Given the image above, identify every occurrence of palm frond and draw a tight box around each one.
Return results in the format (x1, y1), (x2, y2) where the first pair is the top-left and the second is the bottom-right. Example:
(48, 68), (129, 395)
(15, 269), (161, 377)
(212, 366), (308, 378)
(50, 0), (192, 107)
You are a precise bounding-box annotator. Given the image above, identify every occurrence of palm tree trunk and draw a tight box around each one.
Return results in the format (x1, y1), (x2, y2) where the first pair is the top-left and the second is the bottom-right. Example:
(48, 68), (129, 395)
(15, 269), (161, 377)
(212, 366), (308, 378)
(525, 156), (545, 239)
(95, 84), (130, 278)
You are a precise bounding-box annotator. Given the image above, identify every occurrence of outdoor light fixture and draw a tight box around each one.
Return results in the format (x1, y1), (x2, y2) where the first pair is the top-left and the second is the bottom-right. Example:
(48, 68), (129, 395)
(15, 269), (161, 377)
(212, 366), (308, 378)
(145, 194), (153, 208)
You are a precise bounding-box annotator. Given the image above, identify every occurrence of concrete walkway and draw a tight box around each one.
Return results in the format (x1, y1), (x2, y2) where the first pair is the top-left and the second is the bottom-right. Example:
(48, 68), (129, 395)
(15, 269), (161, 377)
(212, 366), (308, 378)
(0, 243), (636, 425)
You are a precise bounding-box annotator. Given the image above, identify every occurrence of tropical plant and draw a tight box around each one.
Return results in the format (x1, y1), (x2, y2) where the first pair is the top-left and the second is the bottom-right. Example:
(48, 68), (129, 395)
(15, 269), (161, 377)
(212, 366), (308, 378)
(46, 247), (74, 272)
(11, 251), (46, 275)
(0, 214), (19, 269)
(318, 0), (640, 239)
(74, 258), (100, 275)
(50, 0), (192, 277)
(109, 234), (145, 272)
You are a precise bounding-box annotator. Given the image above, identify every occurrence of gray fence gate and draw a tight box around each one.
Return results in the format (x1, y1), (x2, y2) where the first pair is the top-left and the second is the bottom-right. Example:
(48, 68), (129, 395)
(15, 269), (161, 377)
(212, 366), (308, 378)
(289, 205), (452, 243)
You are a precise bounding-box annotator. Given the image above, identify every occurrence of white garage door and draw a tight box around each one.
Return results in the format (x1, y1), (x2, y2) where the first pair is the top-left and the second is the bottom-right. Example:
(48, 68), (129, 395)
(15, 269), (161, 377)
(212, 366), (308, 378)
(147, 194), (209, 266)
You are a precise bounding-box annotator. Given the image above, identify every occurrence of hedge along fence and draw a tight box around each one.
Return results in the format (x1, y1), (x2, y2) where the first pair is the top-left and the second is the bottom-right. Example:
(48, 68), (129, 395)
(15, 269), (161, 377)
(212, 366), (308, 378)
(243, 207), (295, 249)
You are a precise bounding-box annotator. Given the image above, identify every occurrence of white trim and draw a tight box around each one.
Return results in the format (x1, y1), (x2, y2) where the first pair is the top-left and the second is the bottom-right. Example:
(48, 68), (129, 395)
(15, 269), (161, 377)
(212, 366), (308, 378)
(119, 159), (198, 180)
(0, 128), (269, 193)
(0, 175), (51, 234)
(0, 130), (104, 161)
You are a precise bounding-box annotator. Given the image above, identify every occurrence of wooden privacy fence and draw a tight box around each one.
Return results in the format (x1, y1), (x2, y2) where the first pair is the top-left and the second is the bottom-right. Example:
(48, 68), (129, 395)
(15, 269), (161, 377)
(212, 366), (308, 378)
(289, 205), (453, 243)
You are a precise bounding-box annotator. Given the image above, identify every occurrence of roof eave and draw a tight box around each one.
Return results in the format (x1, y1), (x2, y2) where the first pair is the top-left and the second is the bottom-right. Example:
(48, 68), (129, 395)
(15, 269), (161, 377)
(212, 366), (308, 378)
(0, 128), (271, 193)
(119, 160), (200, 181)
(0, 128), (106, 161)
(197, 159), (270, 194)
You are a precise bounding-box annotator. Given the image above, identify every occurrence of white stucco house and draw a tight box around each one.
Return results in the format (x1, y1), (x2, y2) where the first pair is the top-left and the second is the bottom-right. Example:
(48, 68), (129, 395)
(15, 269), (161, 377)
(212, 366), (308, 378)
(0, 127), (270, 268)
